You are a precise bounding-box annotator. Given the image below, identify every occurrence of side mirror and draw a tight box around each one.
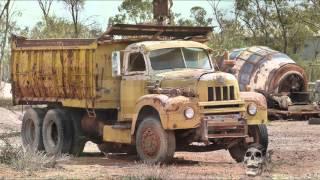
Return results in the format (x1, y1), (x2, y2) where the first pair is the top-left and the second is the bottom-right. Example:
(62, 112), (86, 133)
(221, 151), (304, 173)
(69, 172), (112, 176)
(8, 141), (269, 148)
(111, 51), (121, 77)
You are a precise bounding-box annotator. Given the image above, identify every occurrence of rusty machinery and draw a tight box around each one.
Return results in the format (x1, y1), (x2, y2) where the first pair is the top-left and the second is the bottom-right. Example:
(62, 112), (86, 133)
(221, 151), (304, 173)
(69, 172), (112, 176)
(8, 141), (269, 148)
(217, 46), (320, 119)
(153, 0), (172, 25)
(152, 1), (316, 119)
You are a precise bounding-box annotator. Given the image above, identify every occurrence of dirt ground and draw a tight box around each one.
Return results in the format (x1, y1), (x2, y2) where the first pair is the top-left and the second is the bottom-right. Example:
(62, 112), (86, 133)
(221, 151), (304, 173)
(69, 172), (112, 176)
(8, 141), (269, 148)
(0, 112), (319, 180)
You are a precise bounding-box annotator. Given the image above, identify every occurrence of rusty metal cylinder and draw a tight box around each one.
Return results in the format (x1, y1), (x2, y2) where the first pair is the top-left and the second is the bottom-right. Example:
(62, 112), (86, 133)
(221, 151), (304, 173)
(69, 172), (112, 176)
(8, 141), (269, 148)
(228, 46), (307, 95)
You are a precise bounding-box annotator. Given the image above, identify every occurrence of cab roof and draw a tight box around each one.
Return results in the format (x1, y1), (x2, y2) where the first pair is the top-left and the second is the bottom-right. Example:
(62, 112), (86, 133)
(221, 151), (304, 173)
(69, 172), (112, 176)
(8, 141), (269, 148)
(127, 40), (211, 51)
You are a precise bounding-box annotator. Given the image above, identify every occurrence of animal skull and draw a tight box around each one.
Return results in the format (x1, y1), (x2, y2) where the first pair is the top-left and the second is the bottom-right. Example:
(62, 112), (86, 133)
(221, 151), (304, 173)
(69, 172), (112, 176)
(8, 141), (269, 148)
(244, 146), (265, 176)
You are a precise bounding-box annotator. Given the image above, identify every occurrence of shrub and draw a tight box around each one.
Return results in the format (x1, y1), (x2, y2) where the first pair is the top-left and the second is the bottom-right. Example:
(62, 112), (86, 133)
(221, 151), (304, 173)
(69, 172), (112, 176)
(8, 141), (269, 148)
(121, 163), (173, 180)
(0, 137), (68, 171)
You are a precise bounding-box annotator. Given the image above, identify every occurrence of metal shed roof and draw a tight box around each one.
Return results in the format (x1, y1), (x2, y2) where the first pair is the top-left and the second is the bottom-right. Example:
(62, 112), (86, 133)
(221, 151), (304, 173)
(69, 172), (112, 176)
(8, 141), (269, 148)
(99, 24), (213, 41)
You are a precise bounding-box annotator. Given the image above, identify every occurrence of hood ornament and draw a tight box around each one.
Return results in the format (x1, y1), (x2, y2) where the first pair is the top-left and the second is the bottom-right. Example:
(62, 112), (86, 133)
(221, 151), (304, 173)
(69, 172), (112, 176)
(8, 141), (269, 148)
(216, 75), (225, 84)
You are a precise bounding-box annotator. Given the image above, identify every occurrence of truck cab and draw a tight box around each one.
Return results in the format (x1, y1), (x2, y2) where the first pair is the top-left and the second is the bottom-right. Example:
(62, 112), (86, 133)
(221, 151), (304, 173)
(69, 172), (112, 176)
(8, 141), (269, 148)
(103, 40), (268, 163)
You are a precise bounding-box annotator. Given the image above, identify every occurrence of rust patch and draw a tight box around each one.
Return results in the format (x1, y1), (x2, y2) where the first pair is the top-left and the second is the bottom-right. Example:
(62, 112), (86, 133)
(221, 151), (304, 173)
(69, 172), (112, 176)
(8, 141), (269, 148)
(229, 46), (307, 94)
(268, 64), (307, 94)
(141, 127), (161, 157)
(164, 96), (190, 111)
(240, 92), (267, 110)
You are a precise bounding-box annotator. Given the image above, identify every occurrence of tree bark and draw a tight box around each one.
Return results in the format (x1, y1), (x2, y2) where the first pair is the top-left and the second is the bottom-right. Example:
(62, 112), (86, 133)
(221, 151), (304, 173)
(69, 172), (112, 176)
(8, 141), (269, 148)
(273, 0), (288, 53)
(63, 0), (83, 38)
(0, 0), (10, 82)
(0, 0), (10, 20)
(38, 0), (53, 26)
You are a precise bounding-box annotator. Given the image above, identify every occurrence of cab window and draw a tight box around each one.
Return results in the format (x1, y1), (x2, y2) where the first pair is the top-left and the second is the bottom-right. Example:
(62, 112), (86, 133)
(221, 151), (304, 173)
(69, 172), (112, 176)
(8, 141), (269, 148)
(128, 52), (146, 71)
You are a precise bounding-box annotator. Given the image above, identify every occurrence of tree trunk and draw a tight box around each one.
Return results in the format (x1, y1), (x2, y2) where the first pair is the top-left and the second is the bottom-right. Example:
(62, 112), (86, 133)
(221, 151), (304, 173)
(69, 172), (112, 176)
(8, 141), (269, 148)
(283, 30), (288, 53)
(273, 0), (287, 53)
(0, 0), (10, 82)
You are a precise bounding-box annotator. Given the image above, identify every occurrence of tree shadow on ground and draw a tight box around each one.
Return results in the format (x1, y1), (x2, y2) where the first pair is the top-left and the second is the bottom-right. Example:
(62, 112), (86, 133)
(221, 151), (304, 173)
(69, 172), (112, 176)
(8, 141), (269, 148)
(63, 152), (234, 167)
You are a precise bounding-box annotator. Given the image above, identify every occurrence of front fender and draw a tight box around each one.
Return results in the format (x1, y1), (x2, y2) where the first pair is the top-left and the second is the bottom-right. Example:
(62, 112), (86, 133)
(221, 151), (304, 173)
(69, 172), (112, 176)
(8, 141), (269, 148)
(132, 94), (198, 135)
(240, 92), (268, 124)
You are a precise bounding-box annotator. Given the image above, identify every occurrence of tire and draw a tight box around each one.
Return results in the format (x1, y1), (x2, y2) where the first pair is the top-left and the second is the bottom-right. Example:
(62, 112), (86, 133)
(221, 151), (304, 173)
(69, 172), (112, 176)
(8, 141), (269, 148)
(229, 124), (268, 162)
(69, 110), (87, 156)
(135, 116), (175, 164)
(21, 108), (46, 152)
(97, 142), (136, 155)
(42, 109), (73, 155)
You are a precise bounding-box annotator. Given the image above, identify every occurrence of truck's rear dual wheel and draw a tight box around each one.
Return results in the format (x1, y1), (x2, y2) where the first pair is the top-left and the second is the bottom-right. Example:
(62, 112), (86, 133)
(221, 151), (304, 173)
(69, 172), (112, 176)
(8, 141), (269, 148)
(228, 124), (268, 162)
(136, 116), (176, 164)
(69, 111), (87, 156)
(42, 109), (73, 155)
(21, 108), (46, 152)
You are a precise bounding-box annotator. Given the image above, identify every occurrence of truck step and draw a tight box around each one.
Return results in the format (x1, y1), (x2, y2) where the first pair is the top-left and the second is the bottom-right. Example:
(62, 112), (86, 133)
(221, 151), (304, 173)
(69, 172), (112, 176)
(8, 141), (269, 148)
(103, 125), (131, 144)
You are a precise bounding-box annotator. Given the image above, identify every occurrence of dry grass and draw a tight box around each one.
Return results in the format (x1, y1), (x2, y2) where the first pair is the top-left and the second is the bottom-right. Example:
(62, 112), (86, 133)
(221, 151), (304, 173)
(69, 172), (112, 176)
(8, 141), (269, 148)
(0, 98), (12, 108)
(0, 137), (69, 171)
(119, 163), (234, 180)
(120, 163), (174, 180)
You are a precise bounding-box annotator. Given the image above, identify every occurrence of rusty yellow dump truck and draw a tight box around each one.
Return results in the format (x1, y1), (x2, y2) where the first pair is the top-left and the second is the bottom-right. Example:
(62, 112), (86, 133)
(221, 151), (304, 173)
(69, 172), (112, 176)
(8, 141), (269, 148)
(11, 24), (268, 163)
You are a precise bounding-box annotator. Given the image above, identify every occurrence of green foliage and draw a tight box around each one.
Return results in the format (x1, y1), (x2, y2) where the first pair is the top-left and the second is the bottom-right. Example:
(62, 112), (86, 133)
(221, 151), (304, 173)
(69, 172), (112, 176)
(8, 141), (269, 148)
(109, 0), (153, 24)
(109, 1), (212, 27)
(0, 0), (21, 82)
(176, 6), (212, 26)
(62, 0), (85, 37)
(190, 6), (212, 26)
(299, 0), (320, 34)
(230, 0), (315, 54)
(26, 15), (101, 39)
(295, 59), (320, 82)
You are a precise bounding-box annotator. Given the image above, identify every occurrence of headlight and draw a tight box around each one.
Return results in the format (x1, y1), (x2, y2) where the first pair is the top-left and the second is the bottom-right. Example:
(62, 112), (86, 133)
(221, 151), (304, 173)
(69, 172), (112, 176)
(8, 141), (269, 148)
(247, 103), (257, 115)
(184, 107), (195, 119)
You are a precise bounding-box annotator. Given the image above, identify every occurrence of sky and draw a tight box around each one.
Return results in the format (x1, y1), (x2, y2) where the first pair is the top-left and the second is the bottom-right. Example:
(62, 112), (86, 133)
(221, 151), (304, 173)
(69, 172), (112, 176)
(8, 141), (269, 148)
(12, 0), (234, 31)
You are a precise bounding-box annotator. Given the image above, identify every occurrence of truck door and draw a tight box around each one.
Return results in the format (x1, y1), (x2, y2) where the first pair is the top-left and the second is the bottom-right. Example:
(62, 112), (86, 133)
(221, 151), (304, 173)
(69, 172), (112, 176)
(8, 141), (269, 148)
(120, 52), (149, 121)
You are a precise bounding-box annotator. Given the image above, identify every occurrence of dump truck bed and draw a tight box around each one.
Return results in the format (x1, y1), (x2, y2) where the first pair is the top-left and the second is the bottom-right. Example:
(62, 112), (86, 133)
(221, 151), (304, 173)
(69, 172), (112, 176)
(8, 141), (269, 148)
(11, 36), (98, 107)
(11, 24), (213, 109)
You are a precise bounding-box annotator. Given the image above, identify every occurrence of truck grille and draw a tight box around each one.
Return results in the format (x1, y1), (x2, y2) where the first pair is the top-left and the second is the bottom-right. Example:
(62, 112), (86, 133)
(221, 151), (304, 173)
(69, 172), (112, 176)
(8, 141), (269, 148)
(208, 86), (235, 101)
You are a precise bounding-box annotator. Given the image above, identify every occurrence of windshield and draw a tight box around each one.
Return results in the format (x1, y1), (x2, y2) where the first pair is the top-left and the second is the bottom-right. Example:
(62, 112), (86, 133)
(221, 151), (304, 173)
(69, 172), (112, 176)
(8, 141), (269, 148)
(149, 47), (212, 70)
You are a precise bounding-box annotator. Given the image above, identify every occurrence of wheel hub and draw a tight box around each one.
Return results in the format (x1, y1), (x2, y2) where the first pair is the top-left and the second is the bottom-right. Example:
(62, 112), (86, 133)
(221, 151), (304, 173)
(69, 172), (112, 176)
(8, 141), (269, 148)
(27, 118), (36, 143)
(48, 121), (59, 146)
(141, 127), (160, 157)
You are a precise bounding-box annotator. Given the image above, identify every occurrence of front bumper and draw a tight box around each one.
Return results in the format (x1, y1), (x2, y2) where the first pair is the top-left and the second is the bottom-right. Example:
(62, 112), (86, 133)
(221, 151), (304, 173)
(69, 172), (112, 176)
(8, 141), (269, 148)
(198, 100), (248, 141)
(200, 114), (248, 141)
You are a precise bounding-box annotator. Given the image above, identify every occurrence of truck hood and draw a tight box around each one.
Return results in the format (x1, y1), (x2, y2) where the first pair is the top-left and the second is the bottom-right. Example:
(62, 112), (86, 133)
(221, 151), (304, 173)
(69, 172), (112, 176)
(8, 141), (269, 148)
(155, 69), (214, 81)
(153, 69), (238, 93)
(155, 69), (237, 82)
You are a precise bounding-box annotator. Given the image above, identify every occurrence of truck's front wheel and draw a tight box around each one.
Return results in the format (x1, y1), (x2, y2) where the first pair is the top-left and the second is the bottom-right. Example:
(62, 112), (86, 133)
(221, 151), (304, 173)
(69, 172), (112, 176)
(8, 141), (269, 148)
(136, 116), (175, 164)
(228, 124), (268, 162)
